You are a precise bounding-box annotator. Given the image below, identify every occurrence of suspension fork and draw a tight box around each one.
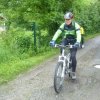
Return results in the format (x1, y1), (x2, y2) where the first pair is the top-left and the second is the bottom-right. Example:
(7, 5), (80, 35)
(58, 48), (65, 78)
(61, 60), (66, 78)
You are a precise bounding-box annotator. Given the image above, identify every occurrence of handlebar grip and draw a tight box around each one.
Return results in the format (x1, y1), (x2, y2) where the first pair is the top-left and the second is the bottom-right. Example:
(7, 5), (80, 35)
(55, 44), (58, 47)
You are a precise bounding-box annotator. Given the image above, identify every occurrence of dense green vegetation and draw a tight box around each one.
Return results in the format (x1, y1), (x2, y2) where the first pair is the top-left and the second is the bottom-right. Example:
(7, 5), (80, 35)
(0, 0), (100, 84)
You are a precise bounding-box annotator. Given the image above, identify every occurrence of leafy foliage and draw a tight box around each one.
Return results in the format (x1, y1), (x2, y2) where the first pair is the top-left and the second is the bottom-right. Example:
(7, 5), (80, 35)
(0, 0), (100, 64)
(0, 0), (100, 84)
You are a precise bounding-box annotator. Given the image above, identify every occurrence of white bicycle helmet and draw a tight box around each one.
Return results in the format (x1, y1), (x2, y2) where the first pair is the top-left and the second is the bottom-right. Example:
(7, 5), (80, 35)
(64, 12), (73, 19)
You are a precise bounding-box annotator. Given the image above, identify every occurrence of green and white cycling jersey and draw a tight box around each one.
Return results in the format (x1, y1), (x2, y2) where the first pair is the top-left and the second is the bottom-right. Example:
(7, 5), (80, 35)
(52, 21), (81, 43)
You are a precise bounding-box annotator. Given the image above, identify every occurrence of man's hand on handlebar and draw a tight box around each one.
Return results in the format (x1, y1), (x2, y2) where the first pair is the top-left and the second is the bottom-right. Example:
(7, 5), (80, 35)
(74, 42), (80, 48)
(49, 40), (55, 47)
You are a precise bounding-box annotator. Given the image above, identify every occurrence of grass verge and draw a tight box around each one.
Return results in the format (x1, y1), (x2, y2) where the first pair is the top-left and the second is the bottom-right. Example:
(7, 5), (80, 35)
(0, 49), (58, 85)
(84, 33), (100, 41)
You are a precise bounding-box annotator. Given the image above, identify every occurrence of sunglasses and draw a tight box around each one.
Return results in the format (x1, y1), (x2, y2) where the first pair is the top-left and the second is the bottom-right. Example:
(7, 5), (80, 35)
(65, 19), (71, 20)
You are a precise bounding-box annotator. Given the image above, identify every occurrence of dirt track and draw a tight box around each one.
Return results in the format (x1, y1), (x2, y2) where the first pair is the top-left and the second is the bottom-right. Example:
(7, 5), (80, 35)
(0, 36), (100, 100)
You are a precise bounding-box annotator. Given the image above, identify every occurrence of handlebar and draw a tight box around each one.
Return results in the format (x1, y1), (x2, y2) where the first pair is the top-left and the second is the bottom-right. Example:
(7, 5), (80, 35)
(54, 44), (74, 49)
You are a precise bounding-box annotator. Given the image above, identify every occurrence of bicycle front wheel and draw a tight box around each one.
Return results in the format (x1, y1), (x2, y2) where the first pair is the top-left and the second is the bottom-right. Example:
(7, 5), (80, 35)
(54, 62), (64, 93)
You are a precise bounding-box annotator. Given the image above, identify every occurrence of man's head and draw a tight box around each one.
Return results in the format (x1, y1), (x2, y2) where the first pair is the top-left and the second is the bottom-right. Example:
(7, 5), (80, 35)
(64, 12), (74, 25)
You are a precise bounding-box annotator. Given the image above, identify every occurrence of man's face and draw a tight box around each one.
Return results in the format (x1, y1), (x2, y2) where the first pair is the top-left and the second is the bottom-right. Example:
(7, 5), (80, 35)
(65, 19), (72, 25)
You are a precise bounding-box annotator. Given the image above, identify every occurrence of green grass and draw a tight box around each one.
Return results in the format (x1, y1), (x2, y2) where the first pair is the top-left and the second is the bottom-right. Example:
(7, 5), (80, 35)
(0, 49), (58, 85)
(0, 32), (100, 85)
(84, 32), (100, 41)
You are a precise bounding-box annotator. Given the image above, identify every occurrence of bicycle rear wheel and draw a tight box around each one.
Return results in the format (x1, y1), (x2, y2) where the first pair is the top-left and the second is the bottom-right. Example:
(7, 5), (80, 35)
(54, 62), (64, 93)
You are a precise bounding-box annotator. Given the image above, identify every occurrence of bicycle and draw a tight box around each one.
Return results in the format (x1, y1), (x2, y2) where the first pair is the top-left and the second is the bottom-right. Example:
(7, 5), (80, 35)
(53, 44), (74, 93)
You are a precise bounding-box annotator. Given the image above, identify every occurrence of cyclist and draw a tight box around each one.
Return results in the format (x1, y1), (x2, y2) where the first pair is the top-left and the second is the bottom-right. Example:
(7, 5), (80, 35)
(50, 12), (81, 79)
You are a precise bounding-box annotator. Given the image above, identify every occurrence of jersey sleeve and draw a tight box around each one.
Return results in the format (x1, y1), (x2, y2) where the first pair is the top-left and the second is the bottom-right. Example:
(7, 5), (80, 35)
(52, 23), (65, 41)
(75, 22), (81, 43)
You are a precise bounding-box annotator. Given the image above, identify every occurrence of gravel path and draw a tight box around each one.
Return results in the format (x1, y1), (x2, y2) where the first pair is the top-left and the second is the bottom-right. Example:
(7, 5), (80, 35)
(0, 36), (100, 100)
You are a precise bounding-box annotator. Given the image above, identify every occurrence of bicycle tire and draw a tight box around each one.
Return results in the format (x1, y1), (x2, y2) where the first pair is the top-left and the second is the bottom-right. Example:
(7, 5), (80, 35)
(69, 73), (71, 77)
(68, 59), (72, 78)
(54, 62), (64, 93)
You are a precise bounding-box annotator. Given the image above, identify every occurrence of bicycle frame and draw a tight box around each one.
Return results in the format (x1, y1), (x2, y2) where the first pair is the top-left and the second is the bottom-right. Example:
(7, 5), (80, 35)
(54, 44), (74, 93)
(58, 49), (66, 78)
(59, 48), (70, 77)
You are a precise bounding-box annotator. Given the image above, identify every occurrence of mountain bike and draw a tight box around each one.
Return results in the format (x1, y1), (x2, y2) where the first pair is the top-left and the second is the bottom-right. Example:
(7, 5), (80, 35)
(54, 44), (74, 93)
